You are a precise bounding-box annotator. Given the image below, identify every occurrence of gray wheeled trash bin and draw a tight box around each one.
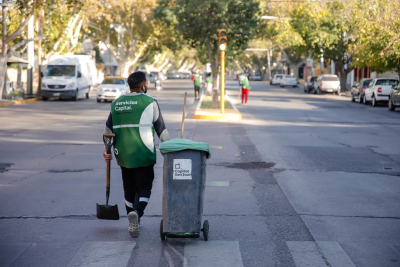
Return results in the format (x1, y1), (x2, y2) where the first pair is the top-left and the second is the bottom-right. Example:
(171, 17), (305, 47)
(159, 139), (211, 240)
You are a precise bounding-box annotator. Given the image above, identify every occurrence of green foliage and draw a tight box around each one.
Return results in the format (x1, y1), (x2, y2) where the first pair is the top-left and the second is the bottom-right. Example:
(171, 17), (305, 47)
(350, 0), (400, 75)
(154, 0), (261, 71)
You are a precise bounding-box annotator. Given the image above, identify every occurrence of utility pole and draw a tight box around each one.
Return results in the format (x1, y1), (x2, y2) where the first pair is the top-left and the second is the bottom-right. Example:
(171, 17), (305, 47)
(320, 47), (324, 75)
(27, 13), (34, 95)
(1, 1), (7, 99)
(37, 9), (43, 95)
(218, 29), (227, 114)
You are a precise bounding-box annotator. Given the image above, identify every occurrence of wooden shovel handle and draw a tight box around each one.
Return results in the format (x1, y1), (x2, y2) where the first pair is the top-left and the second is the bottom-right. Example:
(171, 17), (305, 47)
(104, 133), (115, 138)
(180, 92), (187, 139)
(106, 160), (111, 187)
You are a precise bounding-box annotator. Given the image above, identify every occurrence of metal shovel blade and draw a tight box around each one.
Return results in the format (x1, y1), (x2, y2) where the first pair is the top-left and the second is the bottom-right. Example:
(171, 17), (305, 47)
(96, 203), (120, 220)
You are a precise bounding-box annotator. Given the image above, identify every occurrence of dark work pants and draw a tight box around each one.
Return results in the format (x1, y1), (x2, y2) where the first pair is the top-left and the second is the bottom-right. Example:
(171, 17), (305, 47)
(194, 86), (200, 96)
(121, 165), (154, 218)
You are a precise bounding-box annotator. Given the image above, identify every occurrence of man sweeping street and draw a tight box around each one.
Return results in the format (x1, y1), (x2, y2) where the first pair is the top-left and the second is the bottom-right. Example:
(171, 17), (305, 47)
(103, 71), (170, 238)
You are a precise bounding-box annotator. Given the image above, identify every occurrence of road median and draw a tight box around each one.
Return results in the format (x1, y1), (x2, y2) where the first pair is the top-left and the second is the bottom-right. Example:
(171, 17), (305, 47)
(0, 97), (42, 108)
(193, 94), (242, 121)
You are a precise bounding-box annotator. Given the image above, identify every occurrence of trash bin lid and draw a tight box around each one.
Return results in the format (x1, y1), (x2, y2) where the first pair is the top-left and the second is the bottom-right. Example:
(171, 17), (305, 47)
(159, 139), (211, 159)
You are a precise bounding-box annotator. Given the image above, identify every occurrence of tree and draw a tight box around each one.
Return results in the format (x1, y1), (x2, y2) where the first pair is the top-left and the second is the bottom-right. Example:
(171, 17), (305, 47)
(82, 0), (159, 77)
(287, 1), (355, 92)
(350, 0), (400, 77)
(154, 0), (260, 107)
(0, 0), (84, 98)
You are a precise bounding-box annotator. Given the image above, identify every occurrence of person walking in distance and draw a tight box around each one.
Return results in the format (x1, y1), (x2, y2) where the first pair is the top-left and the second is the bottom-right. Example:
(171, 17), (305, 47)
(103, 71), (170, 238)
(239, 74), (250, 105)
(193, 70), (202, 100)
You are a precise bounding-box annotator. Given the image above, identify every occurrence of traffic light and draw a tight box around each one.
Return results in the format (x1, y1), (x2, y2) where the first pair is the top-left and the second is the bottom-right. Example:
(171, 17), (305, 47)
(218, 29), (227, 51)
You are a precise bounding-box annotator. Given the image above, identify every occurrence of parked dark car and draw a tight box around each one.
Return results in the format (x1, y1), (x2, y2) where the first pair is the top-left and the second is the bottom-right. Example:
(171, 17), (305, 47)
(388, 83), (400, 111)
(350, 78), (372, 103)
(304, 76), (318, 93)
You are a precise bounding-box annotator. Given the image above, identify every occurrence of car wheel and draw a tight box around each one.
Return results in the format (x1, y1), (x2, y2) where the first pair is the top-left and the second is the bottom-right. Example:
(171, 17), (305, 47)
(372, 95), (378, 107)
(358, 94), (363, 104)
(363, 95), (368, 105)
(42, 96), (48, 101)
(388, 98), (396, 111)
(86, 92), (89, 99)
(351, 93), (355, 102)
(97, 99), (101, 103)
(72, 89), (78, 101)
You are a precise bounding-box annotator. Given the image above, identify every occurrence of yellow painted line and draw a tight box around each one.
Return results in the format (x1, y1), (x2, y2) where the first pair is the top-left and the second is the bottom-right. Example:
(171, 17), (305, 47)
(193, 109), (242, 121)
(0, 97), (42, 107)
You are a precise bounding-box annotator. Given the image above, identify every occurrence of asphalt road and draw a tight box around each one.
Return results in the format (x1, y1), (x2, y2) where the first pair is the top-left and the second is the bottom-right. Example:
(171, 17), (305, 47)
(0, 77), (399, 267)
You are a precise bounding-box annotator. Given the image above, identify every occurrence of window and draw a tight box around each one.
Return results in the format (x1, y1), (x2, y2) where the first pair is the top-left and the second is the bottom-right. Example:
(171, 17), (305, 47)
(362, 80), (372, 87)
(102, 78), (125, 84)
(45, 65), (76, 77)
(375, 79), (399, 86)
(322, 76), (339, 81)
(310, 77), (318, 82)
(286, 75), (296, 78)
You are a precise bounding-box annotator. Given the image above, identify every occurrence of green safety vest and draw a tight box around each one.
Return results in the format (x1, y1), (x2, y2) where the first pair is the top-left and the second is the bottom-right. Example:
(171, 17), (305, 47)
(194, 74), (201, 87)
(240, 76), (250, 89)
(207, 76), (213, 84)
(111, 94), (156, 168)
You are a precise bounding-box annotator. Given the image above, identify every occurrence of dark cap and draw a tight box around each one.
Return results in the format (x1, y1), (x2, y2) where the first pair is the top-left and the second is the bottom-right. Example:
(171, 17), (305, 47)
(127, 71), (147, 89)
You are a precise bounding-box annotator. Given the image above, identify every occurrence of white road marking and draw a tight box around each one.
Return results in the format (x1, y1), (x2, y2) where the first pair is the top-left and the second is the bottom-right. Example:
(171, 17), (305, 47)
(184, 241), (244, 267)
(316, 241), (356, 267)
(286, 241), (327, 267)
(68, 241), (135, 267)
(206, 181), (230, 187)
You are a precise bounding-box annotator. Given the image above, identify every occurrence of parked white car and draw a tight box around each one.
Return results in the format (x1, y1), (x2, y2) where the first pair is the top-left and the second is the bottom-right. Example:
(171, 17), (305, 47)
(364, 78), (399, 106)
(315, 75), (341, 94)
(280, 75), (298, 87)
(41, 55), (97, 101)
(97, 76), (130, 103)
(270, 74), (284, 85)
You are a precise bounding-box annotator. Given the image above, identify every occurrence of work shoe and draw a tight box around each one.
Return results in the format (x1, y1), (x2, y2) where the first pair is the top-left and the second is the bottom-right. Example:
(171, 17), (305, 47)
(128, 211), (140, 238)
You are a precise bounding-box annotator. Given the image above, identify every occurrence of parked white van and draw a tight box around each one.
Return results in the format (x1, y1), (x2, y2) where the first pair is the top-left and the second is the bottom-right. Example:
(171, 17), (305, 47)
(41, 55), (97, 101)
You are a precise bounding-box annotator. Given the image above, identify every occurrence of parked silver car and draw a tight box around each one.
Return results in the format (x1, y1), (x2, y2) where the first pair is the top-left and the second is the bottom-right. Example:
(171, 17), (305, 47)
(315, 75), (341, 94)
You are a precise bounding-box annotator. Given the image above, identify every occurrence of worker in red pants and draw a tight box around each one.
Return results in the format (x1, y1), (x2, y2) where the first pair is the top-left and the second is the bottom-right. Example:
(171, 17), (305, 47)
(239, 74), (250, 105)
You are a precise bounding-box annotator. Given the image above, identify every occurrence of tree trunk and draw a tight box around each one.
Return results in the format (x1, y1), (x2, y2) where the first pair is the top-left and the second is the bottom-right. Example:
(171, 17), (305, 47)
(397, 65), (400, 79)
(208, 37), (219, 109)
(339, 70), (347, 93)
(335, 60), (347, 93)
(116, 58), (128, 76)
(0, 54), (7, 99)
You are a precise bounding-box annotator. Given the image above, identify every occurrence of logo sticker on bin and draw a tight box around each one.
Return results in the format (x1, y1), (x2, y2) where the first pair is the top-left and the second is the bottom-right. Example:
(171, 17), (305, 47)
(173, 159), (192, 180)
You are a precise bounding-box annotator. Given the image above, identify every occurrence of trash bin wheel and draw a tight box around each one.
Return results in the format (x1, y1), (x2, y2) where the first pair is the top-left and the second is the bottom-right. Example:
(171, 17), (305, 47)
(160, 219), (166, 240)
(202, 220), (209, 241)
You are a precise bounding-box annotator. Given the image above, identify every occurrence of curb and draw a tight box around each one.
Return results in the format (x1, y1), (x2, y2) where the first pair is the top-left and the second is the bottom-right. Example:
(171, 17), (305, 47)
(0, 97), (42, 108)
(193, 93), (242, 121)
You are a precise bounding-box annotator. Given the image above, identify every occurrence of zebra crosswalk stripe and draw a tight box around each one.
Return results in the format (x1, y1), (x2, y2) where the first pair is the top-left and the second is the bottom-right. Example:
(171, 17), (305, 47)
(68, 241), (136, 267)
(184, 241), (244, 267)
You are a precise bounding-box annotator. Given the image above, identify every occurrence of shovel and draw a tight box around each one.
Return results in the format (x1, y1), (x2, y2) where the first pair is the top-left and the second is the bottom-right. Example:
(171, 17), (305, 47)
(96, 133), (120, 220)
